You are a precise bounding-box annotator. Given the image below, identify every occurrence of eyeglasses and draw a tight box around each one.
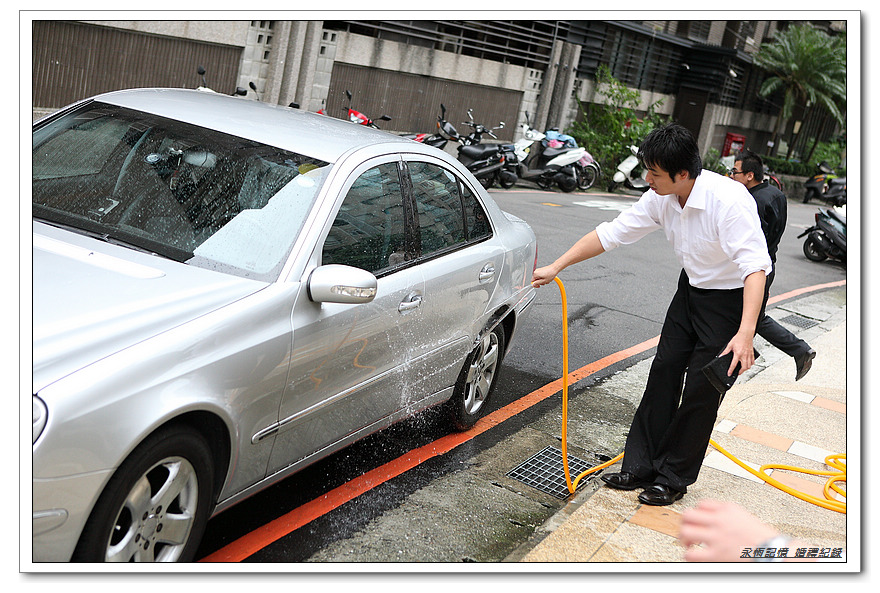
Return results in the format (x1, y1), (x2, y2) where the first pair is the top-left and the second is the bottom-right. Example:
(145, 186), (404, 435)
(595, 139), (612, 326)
(728, 169), (743, 176)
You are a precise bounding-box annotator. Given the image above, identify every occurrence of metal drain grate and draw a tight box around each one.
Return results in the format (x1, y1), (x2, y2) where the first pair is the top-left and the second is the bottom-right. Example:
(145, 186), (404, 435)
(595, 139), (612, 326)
(779, 314), (820, 330)
(507, 446), (605, 499)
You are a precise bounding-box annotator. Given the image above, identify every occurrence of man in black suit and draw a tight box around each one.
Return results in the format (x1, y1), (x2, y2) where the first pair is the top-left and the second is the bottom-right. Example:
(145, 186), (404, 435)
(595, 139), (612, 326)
(532, 124), (772, 505)
(730, 150), (815, 380)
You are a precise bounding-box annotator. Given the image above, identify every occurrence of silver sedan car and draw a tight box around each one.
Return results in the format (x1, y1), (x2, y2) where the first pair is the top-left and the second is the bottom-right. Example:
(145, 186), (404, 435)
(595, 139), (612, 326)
(31, 88), (537, 562)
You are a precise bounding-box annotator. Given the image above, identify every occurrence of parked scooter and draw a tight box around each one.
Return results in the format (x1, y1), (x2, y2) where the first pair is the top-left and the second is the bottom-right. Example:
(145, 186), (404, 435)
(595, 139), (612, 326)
(400, 103), (459, 150)
(543, 129), (600, 190)
(763, 164), (784, 192)
(506, 114), (585, 192)
(797, 205), (846, 265)
(454, 110), (510, 189)
(344, 90), (392, 128)
(575, 151), (601, 190)
(803, 161), (846, 206)
(608, 145), (649, 193)
(196, 66), (249, 97)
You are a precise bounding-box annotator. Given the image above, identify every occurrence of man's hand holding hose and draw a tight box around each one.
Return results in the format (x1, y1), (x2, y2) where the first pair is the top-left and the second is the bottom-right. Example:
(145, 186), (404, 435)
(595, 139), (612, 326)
(531, 230), (605, 288)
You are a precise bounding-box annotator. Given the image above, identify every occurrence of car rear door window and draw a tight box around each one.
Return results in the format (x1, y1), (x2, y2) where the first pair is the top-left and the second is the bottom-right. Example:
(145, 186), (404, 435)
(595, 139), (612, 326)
(408, 161), (492, 258)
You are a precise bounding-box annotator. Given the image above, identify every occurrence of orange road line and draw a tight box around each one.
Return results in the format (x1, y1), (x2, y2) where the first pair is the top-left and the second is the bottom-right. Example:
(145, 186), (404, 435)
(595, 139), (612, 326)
(199, 279), (845, 562)
(201, 334), (660, 563)
(767, 279), (847, 305)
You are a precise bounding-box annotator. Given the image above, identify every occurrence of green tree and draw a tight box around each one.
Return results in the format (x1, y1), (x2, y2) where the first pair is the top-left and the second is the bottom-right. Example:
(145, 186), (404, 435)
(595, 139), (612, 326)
(567, 65), (667, 184)
(754, 24), (846, 159)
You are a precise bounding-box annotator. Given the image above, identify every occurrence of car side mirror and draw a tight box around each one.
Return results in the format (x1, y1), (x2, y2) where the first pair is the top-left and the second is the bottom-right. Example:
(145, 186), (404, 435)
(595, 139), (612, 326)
(308, 264), (377, 304)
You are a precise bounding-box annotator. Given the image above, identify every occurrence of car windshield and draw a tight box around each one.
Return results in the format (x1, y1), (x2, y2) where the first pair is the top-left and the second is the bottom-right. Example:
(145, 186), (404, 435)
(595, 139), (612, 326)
(32, 101), (331, 281)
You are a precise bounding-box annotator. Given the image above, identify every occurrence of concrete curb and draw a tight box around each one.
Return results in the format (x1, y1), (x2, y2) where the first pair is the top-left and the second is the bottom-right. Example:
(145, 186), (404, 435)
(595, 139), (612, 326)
(507, 284), (849, 565)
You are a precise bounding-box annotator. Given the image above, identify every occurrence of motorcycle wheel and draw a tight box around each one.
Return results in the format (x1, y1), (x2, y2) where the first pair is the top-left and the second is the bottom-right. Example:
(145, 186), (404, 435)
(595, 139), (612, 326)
(478, 174), (495, 190)
(803, 237), (828, 262)
(576, 165), (599, 190)
(558, 174), (577, 193)
(536, 176), (553, 191)
(607, 180), (619, 193)
(803, 188), (817, 204)
(768, 175), (784, 192)
(498, 170), (517, 189)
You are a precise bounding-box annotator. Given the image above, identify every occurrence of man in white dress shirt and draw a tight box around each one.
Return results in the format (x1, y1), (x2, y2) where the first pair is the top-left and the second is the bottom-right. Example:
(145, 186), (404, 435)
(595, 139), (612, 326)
(531, 123), (771, 505)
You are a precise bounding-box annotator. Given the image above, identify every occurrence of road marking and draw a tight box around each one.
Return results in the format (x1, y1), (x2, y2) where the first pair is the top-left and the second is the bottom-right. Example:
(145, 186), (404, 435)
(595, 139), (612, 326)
(199, 279), (846, 562)
(572, 198), (634, 212)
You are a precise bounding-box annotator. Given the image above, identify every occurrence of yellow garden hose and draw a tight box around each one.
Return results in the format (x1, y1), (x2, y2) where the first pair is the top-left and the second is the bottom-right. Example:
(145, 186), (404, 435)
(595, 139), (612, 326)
(551, 277), (845, 513)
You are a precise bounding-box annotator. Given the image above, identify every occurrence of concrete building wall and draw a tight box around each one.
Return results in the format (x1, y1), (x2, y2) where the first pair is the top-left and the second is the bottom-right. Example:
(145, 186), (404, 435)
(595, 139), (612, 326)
(35, 20), (783, 158)
(325, 30), (538, 137)
(82, 20), (248, 47)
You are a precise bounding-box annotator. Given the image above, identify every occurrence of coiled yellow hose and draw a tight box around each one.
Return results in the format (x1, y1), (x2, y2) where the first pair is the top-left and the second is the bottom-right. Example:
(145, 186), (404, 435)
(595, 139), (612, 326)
(552, 277), (845, 513)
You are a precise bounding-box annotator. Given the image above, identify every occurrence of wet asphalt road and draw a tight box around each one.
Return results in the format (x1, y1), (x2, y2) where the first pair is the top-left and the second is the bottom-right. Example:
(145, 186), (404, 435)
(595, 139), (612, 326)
(195, 187), (846, 564)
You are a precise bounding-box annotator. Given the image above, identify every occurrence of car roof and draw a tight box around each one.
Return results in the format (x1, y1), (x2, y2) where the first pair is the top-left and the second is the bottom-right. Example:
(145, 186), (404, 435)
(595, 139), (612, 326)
(89, 87), (418, 163)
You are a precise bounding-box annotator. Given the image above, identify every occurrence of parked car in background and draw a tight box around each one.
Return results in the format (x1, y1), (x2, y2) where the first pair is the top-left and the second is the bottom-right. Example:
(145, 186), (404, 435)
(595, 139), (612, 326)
(32, 88), (537, 562)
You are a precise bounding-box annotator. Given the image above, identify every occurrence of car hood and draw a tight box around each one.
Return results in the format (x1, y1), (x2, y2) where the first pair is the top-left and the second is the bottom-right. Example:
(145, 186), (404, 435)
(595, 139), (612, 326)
(33, 226), (267, 393)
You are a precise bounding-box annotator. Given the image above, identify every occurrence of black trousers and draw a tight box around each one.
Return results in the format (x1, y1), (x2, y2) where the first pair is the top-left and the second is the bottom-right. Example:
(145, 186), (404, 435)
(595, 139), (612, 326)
(621, 270), (745, 493)
(757, 270), (811, 357)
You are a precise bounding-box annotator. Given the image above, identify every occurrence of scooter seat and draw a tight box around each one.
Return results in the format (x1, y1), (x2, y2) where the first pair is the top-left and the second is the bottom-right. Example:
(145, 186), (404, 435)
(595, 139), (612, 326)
(542, 146), (569, 159)
(458, 144), (500, 159)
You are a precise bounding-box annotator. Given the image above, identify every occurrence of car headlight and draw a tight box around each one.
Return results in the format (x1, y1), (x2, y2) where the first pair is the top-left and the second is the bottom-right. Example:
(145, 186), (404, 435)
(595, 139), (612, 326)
(33, 396), (47, 444)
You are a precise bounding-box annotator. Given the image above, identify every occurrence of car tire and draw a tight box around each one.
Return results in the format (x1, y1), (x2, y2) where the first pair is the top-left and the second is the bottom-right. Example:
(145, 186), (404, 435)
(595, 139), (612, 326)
(446, 326), (506, 431)
(71, 424), (215, 562)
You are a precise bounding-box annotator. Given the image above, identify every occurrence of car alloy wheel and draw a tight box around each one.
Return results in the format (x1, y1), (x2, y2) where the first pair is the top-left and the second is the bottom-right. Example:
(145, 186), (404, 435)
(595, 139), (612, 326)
(447, 326), (505, 431)
(72, 425), (215, 562)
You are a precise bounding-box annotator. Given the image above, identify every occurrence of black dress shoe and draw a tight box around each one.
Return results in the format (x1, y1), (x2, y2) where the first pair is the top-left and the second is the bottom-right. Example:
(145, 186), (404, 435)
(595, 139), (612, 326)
(638, 484), (684, 506)
(600, 472), (653, 491)
(795, 349), (816, 381)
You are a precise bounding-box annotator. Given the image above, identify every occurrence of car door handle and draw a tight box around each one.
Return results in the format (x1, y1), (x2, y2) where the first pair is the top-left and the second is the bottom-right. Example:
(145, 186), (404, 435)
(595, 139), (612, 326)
(398, 292), (423, 313)
(479, 264), (496, 283)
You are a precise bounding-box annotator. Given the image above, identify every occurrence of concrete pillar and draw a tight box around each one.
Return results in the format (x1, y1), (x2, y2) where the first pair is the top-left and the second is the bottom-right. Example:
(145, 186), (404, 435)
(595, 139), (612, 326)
(533, 40), (581, 133)
(263, 21), (324, 109)
(263, 21), (294, 105)
(292, 22), (324, 110)
(545, 42), (581, 131)
(532, 41), (563, 133)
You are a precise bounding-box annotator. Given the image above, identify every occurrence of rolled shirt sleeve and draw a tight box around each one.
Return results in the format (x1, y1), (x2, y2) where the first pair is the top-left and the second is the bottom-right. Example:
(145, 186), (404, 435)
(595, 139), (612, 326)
(596, 194), (662, 251)
(718, 195), (773, 283)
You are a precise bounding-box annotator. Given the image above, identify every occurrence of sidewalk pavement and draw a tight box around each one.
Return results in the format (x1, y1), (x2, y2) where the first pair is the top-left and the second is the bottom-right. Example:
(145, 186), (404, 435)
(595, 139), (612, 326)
(508, 284), (851, 565)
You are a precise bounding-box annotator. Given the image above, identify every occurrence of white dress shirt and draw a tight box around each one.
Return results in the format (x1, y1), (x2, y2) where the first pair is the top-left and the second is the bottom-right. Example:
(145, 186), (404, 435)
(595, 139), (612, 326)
(596, 170), (772, 290)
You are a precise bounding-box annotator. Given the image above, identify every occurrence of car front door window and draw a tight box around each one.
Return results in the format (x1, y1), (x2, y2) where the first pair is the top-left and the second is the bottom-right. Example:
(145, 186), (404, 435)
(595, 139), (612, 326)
(321, 161), (409, 275)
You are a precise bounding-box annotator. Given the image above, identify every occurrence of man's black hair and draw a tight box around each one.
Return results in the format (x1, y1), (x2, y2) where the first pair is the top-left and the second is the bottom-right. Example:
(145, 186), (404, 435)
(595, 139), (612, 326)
(637, 122), (702, 180)
(737, 149), (764, 182)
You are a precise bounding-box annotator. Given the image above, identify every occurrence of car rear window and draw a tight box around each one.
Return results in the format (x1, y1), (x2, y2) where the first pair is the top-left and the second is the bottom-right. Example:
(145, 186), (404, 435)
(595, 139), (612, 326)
(32, 101), (331, 281)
